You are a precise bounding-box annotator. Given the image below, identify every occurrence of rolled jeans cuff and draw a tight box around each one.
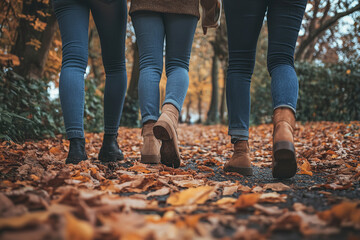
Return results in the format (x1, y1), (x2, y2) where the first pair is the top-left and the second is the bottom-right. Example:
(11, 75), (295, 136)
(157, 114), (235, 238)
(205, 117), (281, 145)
(273, 104), (296, 115)
(228, 129), (249, 138)
(142, 115), (158, 124)
(67, 130), (84, 140)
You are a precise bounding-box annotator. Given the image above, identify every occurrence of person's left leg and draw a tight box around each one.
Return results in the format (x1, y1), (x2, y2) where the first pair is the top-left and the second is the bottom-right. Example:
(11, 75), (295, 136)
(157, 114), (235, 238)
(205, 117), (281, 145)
(267, 0), (307, 178)
(153, 13), (197, 168)
(89, 0), (128, 162)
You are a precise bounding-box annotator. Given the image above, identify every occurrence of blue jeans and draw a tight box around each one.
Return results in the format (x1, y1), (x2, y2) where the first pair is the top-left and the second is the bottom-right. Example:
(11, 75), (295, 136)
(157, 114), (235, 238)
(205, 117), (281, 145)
(224, 0), (307, 140)
(131, 11), (198, 124)
(53, 0), (127, 139)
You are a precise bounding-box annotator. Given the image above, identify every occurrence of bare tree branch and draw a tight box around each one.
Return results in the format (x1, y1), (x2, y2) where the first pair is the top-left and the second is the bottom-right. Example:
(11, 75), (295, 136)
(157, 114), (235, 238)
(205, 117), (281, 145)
(296, 2), (360, 61)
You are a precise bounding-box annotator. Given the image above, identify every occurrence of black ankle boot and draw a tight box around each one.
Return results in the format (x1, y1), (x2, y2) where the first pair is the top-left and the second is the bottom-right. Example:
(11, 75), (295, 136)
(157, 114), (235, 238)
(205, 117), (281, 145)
(98, 134), (124, 162)
(66, 138), (87, 164)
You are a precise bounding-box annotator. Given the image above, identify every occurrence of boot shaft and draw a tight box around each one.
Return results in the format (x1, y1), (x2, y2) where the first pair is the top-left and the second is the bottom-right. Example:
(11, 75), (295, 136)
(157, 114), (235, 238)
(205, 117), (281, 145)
(233, 140), (250, 153)
(161, 104), (179, 128)
(273, 108), (295, 143)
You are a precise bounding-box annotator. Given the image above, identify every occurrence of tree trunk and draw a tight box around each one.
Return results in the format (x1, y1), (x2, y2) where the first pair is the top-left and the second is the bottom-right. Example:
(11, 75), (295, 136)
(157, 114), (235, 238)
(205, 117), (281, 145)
(120, 41), (140, 127)
(206, 53), (220, 124)
(128, 42), (140, 99)
(11, 1), (57, 79)
(197, 90), (203, 124)
(185, 95), (192, 124)
(219, 61), (227, 124)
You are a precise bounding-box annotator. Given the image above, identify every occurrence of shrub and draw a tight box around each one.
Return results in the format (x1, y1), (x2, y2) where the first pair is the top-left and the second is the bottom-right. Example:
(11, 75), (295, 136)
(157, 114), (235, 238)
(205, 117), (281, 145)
(0, 70), (64, 141)
(84, 77), (104, 133)
(0, 70), (106, 141)
(250, 62), (360, 124)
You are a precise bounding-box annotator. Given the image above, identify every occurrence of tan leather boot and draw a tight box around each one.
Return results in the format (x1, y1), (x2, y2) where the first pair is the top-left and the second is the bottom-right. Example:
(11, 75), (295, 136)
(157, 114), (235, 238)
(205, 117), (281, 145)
(141, 121), (161, 164)
(272, 107), (297, 178)
(153, 104), (181, 168)
(224, 140), (253, 176)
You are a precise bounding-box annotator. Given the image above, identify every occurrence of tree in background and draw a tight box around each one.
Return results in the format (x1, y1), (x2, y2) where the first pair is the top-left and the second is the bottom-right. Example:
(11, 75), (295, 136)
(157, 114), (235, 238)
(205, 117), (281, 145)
(206, 9), (228, 125)
(296, 0), (360, 62)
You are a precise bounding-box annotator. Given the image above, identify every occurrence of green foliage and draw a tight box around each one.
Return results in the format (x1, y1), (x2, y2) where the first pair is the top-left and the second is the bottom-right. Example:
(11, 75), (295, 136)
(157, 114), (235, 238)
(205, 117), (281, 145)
(250, 62), (360, 124)
(0, 70), (64, 142)
(120, 95), (140, 127)
(297, 63), (360, 122)
(84, 77), (104, 133)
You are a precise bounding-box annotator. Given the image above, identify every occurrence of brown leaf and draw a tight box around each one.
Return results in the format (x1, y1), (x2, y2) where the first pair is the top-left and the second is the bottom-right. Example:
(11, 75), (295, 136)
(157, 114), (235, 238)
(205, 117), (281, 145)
(147, 187), (170, 198)
(298, 160), (313, 176)
(49, 147), (62, 155)
(223, 186), (238, 196)
(65, 212), (94, 240)
(234, 194), (260, 209)
(263, 183), (291, 192)
(166, 186), (215, 206)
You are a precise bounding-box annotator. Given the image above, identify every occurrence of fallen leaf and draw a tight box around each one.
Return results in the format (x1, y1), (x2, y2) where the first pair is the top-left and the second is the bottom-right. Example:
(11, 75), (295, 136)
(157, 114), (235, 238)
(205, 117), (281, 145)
(147, 187), (170, 198)
(65, 212), (94, 240)
(49, 147), (61, 155)
(263, 183), (290, 191)
(166, 186), (215, 206)
(215, 197), (237, 205)
(298, 160), (313, 176)
(223, 186), (238, 196)
(259, 192), (287, 203)
(234, 194), (260, 209)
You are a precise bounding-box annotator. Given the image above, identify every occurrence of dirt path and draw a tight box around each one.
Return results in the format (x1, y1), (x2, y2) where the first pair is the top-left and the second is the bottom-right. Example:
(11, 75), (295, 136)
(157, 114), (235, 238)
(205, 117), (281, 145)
(0, 122), (359, 239)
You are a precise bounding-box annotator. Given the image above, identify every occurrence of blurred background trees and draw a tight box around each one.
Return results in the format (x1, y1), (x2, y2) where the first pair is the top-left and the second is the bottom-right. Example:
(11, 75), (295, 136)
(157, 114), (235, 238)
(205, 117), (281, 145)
(0, 0), (359, 141)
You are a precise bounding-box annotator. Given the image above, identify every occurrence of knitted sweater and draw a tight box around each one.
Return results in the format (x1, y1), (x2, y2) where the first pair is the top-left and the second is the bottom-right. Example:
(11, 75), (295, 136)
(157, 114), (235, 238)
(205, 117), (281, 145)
(129, 0), (201, 19)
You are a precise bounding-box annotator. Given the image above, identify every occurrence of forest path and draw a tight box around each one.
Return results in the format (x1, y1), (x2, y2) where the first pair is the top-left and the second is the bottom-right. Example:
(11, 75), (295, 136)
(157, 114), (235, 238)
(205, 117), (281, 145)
(0, 122), (359, 239)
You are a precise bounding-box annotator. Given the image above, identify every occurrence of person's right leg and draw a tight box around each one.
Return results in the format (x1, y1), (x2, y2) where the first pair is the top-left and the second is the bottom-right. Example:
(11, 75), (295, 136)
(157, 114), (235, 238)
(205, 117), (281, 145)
(152, 13), (198, 168)
(53, 0), (89, 163)
(267, 0), (307, 178)
(131, 11), (165, 164)
(90, 0), (128, 162)
(223, 0), (267, 175)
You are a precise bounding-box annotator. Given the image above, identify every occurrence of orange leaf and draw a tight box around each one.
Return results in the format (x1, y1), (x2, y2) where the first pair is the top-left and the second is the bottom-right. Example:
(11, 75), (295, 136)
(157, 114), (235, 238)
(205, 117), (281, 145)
(318, 201), (360, 226)
(49, 147), (61, 154)
(65, 213), (94, 240)
(234, 193), (260, 209)
(166, 186), (215, 206)
(129, 165), (151, 174)
(298, 160), (313, 176)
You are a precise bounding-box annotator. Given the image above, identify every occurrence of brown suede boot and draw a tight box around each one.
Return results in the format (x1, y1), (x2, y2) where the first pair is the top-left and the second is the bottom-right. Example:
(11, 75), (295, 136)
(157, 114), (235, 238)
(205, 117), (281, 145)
(272, 107), (297, 179)
(141, 121), (161, 164)
(224, 140), (253, 176)
(153, 104), (181, 168)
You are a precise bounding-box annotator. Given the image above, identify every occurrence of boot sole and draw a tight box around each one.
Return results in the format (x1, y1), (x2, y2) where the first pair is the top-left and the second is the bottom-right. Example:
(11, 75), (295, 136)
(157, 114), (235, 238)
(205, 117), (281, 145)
(153, 121), (180, 168)
(272, 141), (297, 179)
(224, 166), (253, 176)
(141, 154), (160, 164)
(65, 156), (87, 165)
(98, 151), (124, 163)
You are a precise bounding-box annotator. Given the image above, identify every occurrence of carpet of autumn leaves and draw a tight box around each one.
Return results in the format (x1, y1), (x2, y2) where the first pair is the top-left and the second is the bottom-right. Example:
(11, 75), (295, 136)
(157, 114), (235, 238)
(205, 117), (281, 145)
(0, 122), (359, 240)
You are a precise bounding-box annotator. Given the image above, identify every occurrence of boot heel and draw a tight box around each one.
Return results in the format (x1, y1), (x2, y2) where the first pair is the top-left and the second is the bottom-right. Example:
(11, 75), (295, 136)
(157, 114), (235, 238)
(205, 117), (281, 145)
(153, 120), (173, 140)
(272, 141), (297, 179)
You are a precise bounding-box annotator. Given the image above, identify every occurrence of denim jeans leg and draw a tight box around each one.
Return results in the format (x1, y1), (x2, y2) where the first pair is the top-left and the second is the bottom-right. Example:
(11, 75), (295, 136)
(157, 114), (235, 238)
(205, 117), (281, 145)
(223, 0), (267, 139)
(53, 0), (89, 139)
(163, 14), (198, 112)
(90, 0), (128, 134)
(131, 12), (165, 124)
(267, 0), (307, 113)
